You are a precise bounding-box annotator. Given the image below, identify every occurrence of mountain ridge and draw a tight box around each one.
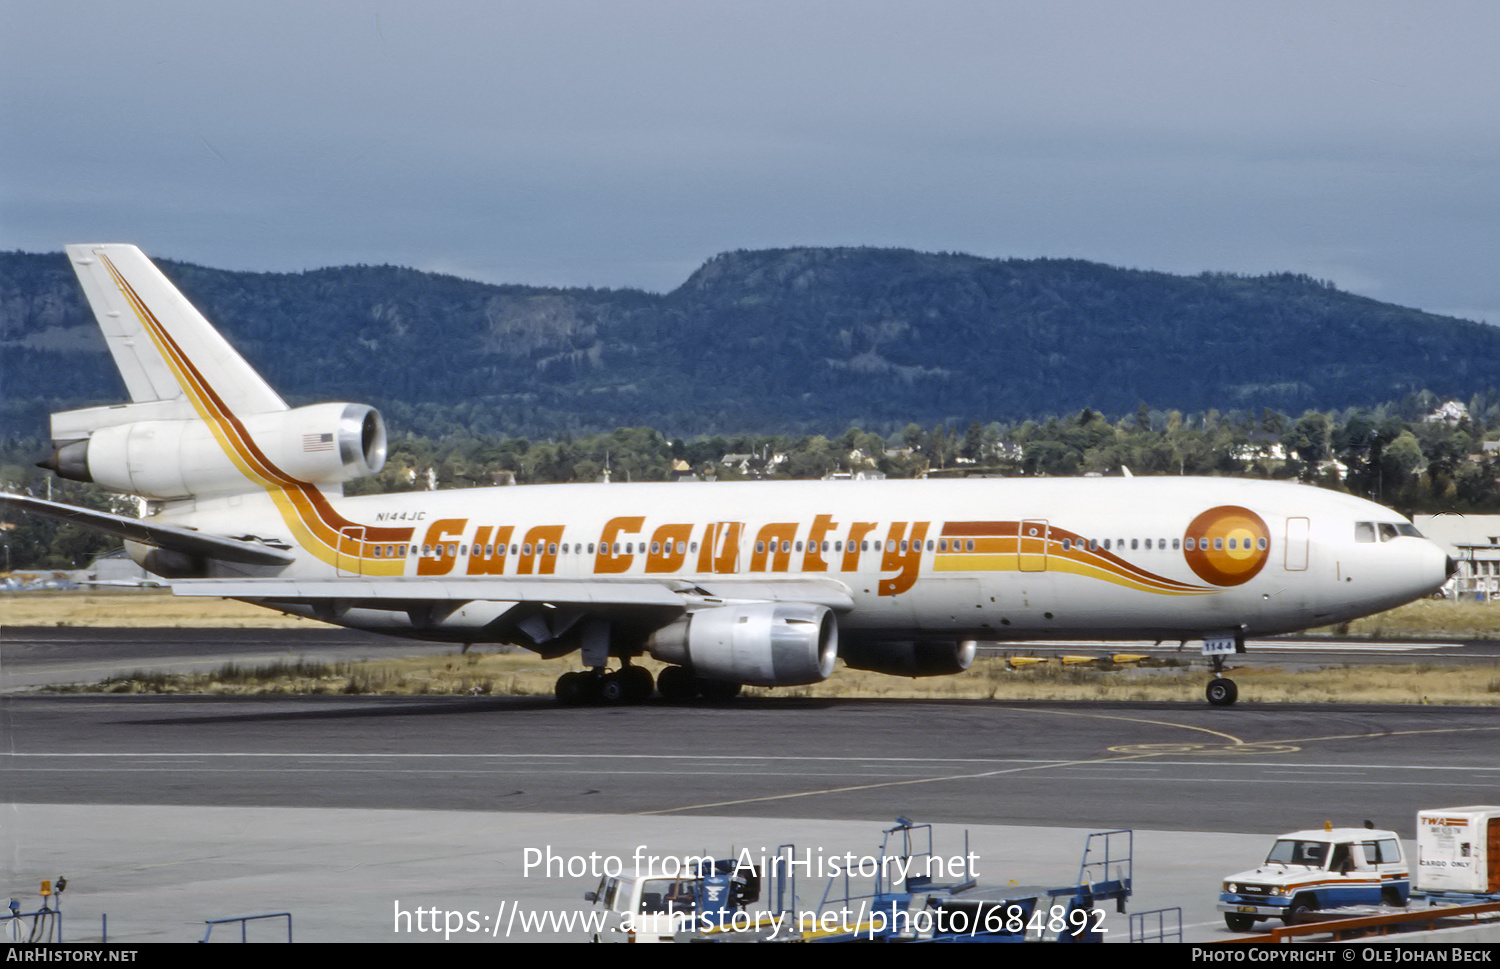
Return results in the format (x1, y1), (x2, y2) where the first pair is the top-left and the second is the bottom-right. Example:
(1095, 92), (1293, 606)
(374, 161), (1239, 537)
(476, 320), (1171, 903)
(1, 246), (1494, 437)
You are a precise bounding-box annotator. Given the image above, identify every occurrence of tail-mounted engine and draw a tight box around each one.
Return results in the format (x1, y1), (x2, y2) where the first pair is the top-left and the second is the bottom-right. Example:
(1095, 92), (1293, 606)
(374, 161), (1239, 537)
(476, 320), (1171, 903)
(646, 601), (838, 687)
(41, 401), (387, 499)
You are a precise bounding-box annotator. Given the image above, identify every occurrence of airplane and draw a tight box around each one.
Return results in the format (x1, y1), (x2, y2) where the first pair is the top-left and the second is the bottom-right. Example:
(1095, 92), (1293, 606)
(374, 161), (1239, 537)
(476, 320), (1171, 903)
(1, 244), (1456, 707)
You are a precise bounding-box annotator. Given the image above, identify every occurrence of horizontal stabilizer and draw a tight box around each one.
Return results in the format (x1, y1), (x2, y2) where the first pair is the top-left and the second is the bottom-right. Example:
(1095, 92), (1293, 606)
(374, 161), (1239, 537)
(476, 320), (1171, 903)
(0, 494), (295, 567)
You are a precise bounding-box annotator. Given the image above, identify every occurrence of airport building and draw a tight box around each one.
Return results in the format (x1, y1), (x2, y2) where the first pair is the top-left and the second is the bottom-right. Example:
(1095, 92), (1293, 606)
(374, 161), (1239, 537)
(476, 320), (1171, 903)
(1415, 514), (1500, 602)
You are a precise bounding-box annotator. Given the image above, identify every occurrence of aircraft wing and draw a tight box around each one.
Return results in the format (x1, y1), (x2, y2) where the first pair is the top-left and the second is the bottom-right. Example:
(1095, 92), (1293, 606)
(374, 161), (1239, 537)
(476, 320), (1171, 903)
(0, 494), (296, 567)
(168, 576), (853, 657)
(167, 577), (855, 612)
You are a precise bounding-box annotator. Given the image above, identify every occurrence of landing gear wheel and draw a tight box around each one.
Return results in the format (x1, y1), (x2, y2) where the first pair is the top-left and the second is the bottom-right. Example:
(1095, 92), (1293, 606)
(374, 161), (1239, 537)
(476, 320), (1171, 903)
(600, 666), (655, 704)
(555, 671), (589, 705)
(656, 665), (698, 701)
(697, 678), (742, 701)
(1223, 913), (1255, 932)
(1206, 677), (1239, 707)
(599, 671), (631, 704)
(620, 665), (655, 702)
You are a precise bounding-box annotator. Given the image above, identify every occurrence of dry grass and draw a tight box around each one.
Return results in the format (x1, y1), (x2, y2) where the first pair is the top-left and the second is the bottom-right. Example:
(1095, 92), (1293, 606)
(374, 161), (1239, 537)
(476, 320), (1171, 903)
(37, 651), (1500, 705)
(2, 589), (305, 627)
(7, 590), (1500, 638)
(7, 590), (1498, 704)
(1306, 598), (1500, 640)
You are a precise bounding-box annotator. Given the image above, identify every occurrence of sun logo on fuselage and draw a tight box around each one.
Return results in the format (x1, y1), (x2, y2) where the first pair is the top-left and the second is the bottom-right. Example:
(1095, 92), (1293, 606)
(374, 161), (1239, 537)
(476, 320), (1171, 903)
(1183, 505), (1270, 586)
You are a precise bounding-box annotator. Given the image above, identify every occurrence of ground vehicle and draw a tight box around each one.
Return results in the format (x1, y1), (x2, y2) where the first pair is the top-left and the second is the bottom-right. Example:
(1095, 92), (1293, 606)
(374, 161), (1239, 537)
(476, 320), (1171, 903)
(585, 860), (758, 943)
(1217, 825), (1409, 931)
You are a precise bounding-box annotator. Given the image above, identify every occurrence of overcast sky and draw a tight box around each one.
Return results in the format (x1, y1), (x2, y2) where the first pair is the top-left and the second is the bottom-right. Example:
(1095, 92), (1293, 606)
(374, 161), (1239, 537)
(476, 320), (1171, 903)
(4, 1), (1496, 323)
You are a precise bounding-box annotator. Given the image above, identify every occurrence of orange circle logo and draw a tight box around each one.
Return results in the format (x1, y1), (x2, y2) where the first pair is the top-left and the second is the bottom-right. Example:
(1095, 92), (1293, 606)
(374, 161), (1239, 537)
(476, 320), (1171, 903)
(1183, 506), (1270, 586)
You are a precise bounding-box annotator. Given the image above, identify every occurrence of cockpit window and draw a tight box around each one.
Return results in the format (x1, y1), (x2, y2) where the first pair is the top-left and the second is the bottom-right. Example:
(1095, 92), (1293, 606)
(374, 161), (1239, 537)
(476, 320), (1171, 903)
(1356, 521), (1422, 543)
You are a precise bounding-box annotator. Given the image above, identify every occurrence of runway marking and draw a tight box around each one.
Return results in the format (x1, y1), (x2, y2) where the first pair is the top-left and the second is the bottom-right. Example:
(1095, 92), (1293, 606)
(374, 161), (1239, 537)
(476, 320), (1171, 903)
(1108, 720), (1500, 756)
(1002, 706), (1309, 755)
(643, 757), (1162, 815)
(1263, 723), (1500, 746)
(1107, 742), (1303, 755)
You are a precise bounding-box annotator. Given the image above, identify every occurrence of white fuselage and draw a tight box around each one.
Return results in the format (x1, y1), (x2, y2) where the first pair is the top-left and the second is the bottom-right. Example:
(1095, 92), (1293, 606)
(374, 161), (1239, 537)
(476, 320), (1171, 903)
(155, 474), (1450, 644)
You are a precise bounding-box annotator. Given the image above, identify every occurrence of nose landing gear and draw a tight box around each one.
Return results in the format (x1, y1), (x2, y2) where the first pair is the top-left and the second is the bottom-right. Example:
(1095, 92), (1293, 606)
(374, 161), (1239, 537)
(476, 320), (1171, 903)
(1202, 629), (1244, 707)
(1205, 675), (1239, 706)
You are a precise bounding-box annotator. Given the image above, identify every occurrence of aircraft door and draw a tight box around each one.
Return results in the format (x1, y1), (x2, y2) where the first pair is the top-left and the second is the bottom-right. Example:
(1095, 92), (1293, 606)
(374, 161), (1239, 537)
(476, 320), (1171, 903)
(1284, 517), (1309, 571)
(1019, 519), (1049, 572)
(338, 526), (365, 577)
(699, 522), (742, 574)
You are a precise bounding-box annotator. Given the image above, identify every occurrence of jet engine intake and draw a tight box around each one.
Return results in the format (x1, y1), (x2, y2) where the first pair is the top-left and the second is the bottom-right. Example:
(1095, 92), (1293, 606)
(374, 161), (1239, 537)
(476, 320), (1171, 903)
(646, 601), (837, 687)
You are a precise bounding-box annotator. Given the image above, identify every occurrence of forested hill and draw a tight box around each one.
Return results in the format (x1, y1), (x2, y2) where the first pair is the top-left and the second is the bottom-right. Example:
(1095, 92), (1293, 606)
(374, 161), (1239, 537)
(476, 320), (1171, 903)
(2, 246), (1495, 437)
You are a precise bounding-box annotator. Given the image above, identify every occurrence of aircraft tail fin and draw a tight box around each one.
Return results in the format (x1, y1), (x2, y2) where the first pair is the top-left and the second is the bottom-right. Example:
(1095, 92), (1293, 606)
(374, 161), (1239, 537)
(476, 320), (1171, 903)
(42, 245), (384, 501)
(64, 244), (286, 416)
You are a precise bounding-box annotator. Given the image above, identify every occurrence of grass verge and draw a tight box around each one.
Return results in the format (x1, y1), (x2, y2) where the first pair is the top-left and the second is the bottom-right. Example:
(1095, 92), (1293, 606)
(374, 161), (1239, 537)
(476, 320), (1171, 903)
(34, 652), (1500, 705)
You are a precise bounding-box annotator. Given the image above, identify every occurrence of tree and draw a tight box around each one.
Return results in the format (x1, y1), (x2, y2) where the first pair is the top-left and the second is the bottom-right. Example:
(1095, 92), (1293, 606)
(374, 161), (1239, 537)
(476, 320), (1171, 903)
(1285, 412), (1331, 482)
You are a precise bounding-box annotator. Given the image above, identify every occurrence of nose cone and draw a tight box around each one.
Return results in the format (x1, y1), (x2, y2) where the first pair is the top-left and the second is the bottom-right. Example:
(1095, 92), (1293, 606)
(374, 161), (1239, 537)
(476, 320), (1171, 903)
(1415, 539), (1456, 598)
(1378, 537), (1455, 612)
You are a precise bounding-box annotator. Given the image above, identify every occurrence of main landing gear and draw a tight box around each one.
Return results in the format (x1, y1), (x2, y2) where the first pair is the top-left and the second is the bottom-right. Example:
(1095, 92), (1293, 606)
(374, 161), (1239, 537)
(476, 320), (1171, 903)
(553, 664), (743, 705)
(555, 665), (654, 705)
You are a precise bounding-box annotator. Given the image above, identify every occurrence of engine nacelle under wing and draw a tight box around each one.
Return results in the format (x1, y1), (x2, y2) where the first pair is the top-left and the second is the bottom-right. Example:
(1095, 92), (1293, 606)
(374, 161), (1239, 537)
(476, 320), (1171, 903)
(839, 639), (977, 677)
(45, 402), (386, 499)
(646, 601), (838, 687)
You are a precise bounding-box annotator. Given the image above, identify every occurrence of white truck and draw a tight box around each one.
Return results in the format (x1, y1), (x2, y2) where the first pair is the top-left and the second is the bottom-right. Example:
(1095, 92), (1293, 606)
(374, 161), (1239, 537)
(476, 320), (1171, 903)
(1217, 825), (1410, 932)
(584, 860), (760, 943)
